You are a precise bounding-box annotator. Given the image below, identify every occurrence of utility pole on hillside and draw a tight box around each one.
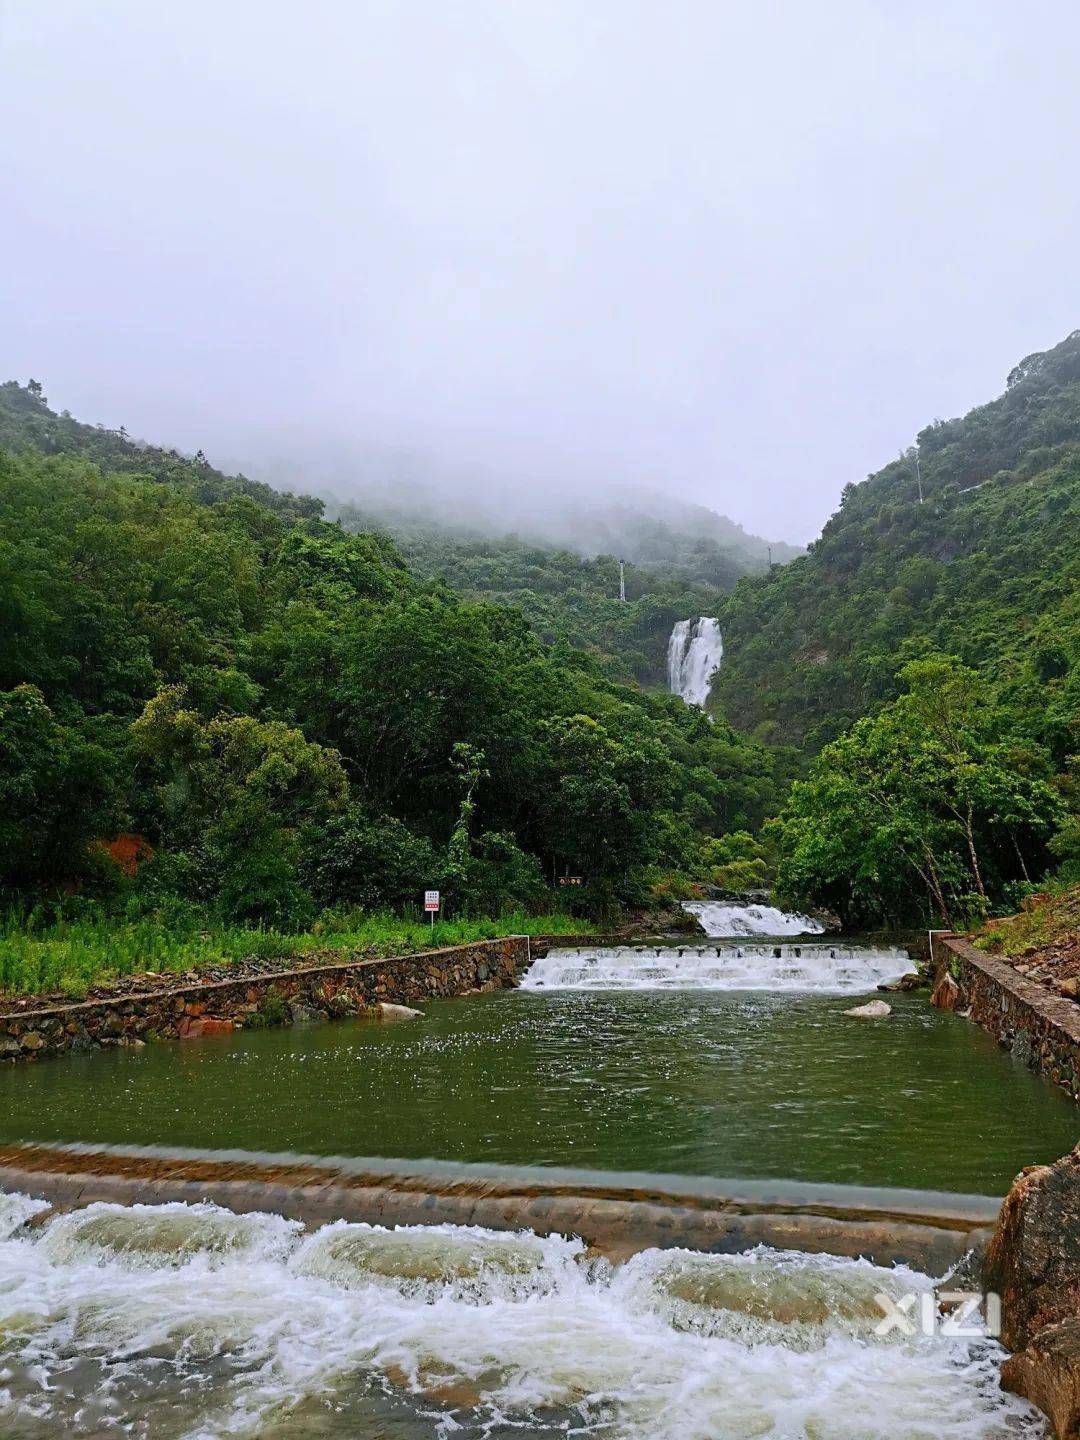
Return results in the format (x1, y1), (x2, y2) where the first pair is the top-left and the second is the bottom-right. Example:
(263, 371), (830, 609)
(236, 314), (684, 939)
(914, 447), (924, 503)
(619, 560), (626, 602)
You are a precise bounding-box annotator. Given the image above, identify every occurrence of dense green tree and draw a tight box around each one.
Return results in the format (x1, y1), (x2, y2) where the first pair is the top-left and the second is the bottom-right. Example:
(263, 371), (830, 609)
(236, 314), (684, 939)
(527, 713), (673, 895)
(0, 685), (122, 891)
(308, 810), (440, 912)
(772, 658), (1063, 927)
(130, 687), (348, 923)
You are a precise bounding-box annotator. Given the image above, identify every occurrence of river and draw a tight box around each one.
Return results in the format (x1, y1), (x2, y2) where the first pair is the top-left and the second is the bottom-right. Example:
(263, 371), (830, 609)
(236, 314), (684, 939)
(0, 939), (1069, 1436)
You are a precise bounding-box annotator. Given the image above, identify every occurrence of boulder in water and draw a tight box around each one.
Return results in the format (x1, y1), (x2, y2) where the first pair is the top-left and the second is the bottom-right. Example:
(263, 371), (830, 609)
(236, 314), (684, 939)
(1002, 1319), (1080, 1440)
(989, 1146), (1080, 1436)
(985, 1146), (1080, 1351)
(178, 1015), (234, 1038)
(375, 1002), (424, 1022)
(288, 1001), (329, 1026)
(843, 1000), (891, 1019)
(931, 972), (964, 1011)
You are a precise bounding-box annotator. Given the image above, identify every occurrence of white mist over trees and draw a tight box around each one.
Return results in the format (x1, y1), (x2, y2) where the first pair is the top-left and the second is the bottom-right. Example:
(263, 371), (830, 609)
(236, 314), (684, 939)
(4, 4), (1080, 542)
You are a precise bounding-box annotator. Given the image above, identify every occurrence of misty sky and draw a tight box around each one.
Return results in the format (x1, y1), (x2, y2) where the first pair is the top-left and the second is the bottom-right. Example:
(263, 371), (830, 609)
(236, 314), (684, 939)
(3, 2), (1079, 542)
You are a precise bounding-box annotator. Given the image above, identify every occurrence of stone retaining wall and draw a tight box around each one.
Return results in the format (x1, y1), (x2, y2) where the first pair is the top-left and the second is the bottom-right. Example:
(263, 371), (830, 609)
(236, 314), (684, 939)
(933, 935), (1080, 1101)
(0, 936), (531, 1064)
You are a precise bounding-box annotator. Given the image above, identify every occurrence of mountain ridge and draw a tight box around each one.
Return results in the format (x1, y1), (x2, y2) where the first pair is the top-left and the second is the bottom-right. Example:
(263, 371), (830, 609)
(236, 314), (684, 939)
(710, 329), (1080, 766)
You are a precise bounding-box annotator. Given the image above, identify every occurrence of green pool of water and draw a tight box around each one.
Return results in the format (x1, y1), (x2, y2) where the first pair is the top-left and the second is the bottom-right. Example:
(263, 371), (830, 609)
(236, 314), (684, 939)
(1, 989), (1076, 1193)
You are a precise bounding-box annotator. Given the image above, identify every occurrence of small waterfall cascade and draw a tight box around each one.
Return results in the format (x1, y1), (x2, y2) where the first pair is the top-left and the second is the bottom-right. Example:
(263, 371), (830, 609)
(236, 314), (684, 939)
(684, 901), (824, 937)
(0, 1194), (1021, 1437)
(667, 618), (723, 706)
(520, 943), (911, 993)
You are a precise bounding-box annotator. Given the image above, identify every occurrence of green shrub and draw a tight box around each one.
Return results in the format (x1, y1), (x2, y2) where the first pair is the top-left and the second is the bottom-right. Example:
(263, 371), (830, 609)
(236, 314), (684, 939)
(309, 810), (439, 912)
(256, 986), (290, 1027)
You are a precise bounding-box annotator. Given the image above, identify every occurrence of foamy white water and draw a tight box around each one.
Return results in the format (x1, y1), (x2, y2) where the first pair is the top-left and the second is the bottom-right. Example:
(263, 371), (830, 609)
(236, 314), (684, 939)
(667, 617), (723, 706)
(685, 900), (825, 937)
(521, 943), (911, 993)
(0, 1196), (1039, 1438)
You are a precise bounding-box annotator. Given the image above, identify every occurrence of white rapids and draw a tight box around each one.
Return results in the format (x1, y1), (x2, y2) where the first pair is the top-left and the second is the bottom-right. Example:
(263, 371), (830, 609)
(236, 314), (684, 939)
(0, 1195), (1041, 1439)
(667, 617), (723, 706)
(685, 900), (825, 937)
(520, 943), (912, 993)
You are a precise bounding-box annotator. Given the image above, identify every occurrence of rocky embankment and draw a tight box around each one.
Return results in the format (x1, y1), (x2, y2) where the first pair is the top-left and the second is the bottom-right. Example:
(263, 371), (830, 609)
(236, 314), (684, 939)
(987, 1146), (1080, 1437)
(0, 938), (530, 1062)
(931, 936), (1080, 1101)
(972, 887), (1080, 1004)
(0, 948), (385, 1016)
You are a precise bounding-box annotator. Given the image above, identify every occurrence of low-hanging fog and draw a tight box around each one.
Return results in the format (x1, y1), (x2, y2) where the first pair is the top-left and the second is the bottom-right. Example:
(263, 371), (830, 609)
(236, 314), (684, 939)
(3, 2), (1080, 544)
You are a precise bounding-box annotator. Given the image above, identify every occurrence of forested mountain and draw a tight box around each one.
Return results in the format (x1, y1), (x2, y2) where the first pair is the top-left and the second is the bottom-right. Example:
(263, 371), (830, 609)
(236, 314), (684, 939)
(333, 484), (802, 690)
(713, 330), (1080, 767)
(0, 387), (780, 922)
(725, 332), (1079, 929)
(3, 334), (1076, 935)
(0, 381), (782, 688)
(335, 488), (799, 589)
(387, 534), (721, 687)
(0, 380), (322, 523)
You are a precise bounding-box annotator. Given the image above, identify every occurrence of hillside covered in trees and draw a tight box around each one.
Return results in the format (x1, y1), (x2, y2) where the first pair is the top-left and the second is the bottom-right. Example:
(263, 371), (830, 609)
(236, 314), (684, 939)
(0, 382), (780, 929)
(2, 331), (1077, 939)
(381, 533), (723, 688)
(0, 381), (787, 690)
(731, 333), (1079, 928)
(314, 491), (798, 690)
(712, 330), (1080, 763)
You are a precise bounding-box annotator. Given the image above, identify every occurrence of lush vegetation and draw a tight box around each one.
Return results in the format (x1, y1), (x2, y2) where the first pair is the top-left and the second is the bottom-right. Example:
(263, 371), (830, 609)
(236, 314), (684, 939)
(0, 380), (794, 691)
(336, 488), (800, 588)
(333, 498), (797, 688)
(3, 327), (1078, 956)
(0, 907), (587, 998)
(712, 331), (1080, 764)
(0, 381), (782, 978)
(705, 333), (1079, 927)
(772, 658), (1063, 928)
(380, 532), (725, 687)
(0, 379), (323, 522)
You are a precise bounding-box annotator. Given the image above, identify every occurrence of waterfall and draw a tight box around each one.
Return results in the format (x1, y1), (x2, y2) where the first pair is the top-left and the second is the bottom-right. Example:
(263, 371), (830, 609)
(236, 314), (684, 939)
(520, 943), (911, 993)
(683, 901), (824, 938)
(667, 617), (723, 706)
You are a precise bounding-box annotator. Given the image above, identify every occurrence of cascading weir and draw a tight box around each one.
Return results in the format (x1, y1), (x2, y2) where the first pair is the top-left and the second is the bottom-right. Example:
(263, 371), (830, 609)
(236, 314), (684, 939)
(520, 942), (912, 993)
(667, 617), (723, 706)
(0, 1167), (1022, 1440)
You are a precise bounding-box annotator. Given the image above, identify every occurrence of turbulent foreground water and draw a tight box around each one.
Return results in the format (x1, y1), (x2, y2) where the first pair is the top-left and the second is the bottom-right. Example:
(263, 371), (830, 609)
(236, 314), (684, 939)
(0, 942), (1071, 1436)
(0, 1191), (1042, 1439)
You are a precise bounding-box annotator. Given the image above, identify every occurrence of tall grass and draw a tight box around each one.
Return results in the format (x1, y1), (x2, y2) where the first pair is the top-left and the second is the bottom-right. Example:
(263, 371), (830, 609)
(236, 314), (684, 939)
(0, 908), (591, 999)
